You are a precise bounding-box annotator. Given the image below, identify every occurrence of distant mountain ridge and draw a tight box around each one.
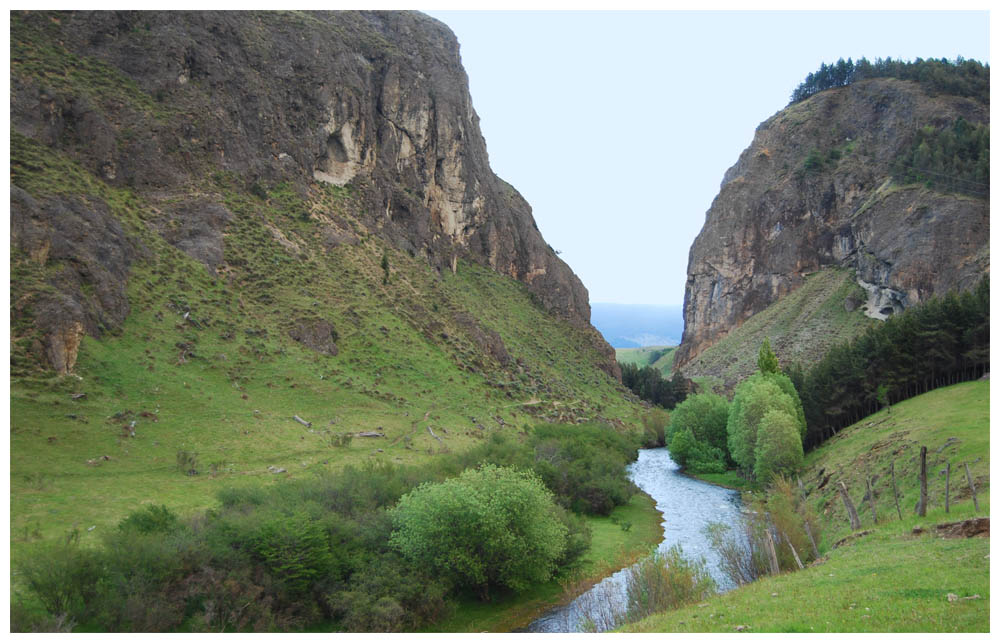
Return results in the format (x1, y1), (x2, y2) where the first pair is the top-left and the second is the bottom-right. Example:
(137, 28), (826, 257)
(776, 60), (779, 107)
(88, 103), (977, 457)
(590, 303), (684, 348)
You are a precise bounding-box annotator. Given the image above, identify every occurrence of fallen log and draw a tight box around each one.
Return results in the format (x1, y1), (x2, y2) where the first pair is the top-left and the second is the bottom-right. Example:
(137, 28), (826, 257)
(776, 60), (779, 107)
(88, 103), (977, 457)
(293, 415), (312, 428)
(355, 431), (385, 438)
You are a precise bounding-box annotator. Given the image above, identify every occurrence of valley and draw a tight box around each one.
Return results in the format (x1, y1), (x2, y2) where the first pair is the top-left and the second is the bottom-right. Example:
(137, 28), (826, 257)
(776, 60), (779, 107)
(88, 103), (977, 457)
(9, 9), (989, 635)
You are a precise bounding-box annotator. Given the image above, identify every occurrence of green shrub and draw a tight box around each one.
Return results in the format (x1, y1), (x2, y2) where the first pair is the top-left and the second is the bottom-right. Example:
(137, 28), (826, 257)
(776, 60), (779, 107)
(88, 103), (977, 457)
(176, 449), (199, 475)
(252, 512), (336, 598)
(803, 148), (824, 172)
(17, 541), (104, 622)
(326, 553), (453, 632)
(640, 408), (669, 447)
(118, 504), (179, 534)
(528, 423), (638, 515)
(668, 427), (698, 468)
(669, 427), (726, 473)
(390, 464), (567, 599)
(89, 530), (195, 630)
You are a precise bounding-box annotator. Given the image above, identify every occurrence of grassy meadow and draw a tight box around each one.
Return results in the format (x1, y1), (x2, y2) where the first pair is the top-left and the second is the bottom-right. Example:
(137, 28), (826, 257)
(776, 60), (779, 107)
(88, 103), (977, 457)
(615, 345), (677, 374)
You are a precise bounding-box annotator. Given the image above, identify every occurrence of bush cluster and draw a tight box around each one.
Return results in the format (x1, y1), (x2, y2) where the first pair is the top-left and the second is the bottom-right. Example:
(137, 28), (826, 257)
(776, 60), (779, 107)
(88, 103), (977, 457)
(665, 340), (808, 484)
(14, 421), (641, 632)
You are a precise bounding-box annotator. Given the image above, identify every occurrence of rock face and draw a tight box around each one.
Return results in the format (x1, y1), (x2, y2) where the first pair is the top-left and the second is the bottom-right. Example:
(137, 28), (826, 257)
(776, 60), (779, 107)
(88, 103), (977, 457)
(676, 78), (989, 370)
(11, 10), (616, 376)
(11, 186), (144, 374)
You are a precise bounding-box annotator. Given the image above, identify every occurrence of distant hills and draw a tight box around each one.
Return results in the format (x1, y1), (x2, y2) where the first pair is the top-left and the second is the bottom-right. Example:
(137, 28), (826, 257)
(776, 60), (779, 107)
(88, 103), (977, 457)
(590, 303), (684, 348)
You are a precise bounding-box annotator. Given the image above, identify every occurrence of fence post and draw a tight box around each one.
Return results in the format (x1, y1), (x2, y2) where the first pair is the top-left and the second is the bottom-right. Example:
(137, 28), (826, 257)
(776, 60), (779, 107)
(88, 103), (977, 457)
(797, 477), (821, 558)
(890, 460), (902, 521)
(917, 446), (928, 517)
(945, 463), (951, 513)
(838, 481), (862, 530)
(764, 524), (780, 575)
(964, 462), (980, 512)
(865, 475), (878, 524)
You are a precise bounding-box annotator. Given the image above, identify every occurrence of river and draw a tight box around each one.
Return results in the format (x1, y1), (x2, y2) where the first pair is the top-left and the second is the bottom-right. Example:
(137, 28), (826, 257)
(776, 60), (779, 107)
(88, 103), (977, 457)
(524, 447), (742, 632)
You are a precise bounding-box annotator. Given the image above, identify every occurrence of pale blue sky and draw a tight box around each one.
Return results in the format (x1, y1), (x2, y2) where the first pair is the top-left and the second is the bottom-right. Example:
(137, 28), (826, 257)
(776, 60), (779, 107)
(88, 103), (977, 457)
(425, 11), (989, 306)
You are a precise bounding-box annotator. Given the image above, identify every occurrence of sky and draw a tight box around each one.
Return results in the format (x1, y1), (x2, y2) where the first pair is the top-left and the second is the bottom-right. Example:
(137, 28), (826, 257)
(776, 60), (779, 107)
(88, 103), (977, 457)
(424, 11), (990, 306)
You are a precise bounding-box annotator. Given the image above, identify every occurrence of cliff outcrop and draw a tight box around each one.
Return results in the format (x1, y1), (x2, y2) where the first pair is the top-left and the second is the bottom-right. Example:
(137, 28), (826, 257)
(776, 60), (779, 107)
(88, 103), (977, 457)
(675, 77), (989, 372)
(11, 10), (617, 377)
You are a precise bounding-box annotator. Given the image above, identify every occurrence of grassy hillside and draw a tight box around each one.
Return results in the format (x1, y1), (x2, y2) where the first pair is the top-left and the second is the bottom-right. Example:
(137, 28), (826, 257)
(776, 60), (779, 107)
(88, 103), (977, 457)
(678, 268), (874, 392)
(10, 136), (639, 548)
(801, 380), (989, 544)
(615, 345), (676, 374)
(623, 381), (990, 633)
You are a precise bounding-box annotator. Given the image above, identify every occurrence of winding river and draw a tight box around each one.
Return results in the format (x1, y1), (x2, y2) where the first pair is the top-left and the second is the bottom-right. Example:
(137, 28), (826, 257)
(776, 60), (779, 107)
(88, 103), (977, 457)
(524, 447), (742, 633)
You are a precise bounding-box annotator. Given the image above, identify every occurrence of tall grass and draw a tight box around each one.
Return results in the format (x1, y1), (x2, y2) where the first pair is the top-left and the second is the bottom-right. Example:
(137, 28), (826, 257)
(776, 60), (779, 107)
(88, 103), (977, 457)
(624, 546), (716, 622)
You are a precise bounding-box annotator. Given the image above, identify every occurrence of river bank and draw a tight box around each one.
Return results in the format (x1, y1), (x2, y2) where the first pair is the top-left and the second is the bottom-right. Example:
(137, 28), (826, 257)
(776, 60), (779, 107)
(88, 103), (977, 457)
(525, 448), (743, 632)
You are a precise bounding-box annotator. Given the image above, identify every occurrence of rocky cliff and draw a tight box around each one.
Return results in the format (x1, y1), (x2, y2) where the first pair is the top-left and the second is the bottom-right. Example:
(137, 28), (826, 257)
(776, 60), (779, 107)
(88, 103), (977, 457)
(675, 77), (989, 372)
(11, 10), (617, 377)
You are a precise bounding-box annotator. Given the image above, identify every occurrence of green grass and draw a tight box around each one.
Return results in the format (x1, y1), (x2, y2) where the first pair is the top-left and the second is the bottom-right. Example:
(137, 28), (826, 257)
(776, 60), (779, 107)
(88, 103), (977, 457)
(801, 380), (989, 546)
(686, 470), (751, 491)
(616, 346), (676, 374)
(679, 268), (875, 388)
(621, 381), (990, 633)
(11, 12), (168, 119)
(621, 511), (988, 632)
(10, 136), (642, 552)
(431, 491), (664, 632)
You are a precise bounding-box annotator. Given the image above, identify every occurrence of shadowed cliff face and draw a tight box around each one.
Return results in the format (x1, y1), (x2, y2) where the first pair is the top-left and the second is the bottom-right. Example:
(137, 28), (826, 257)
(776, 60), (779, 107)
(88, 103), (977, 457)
(11, 10), (618, 378)
(675, 78), (989, 371)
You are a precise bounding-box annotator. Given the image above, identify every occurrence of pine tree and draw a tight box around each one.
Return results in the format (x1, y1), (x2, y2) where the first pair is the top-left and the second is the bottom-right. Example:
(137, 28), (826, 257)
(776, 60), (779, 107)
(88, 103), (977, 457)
(757, 338), (779, 374)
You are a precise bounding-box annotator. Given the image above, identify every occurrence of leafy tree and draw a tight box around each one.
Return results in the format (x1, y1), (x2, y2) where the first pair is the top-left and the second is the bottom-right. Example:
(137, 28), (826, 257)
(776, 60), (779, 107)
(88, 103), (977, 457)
(757, 338), (780, 374)
(753, 410), (804, 484)
(667, 393), (730, 456)
(668, 427), (699, 468)
(727, 374), (802, 478)
(389, 465), (567, 599)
